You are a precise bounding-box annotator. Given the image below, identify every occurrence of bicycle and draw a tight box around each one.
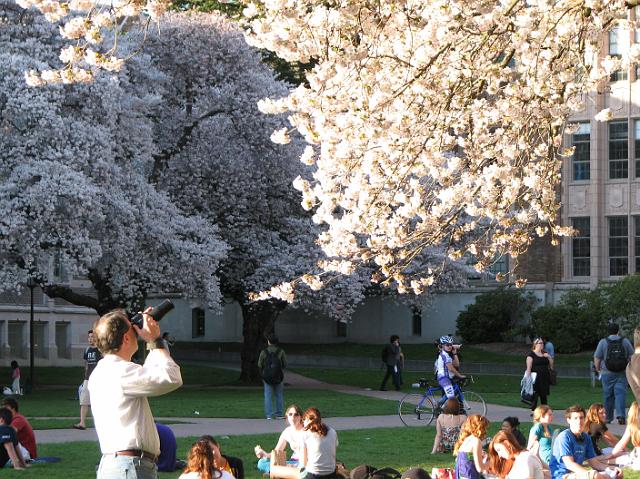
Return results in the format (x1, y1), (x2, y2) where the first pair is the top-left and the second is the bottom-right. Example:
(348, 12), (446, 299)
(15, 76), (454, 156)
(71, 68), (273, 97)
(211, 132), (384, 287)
(398, 376), (487, 427)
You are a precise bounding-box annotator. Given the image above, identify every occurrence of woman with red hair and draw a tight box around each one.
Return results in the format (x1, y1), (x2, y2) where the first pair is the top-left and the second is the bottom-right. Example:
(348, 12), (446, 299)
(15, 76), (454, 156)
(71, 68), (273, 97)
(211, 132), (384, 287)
(179, 440), (234, 479)
(453, 415), (490, 479)
(488, 430), (544, 479)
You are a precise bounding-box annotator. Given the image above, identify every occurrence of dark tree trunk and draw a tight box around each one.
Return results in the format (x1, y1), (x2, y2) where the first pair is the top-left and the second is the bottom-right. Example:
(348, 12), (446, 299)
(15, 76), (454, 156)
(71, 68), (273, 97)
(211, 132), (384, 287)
(41, 269), (144, 316)
(240, 300), (285, 383)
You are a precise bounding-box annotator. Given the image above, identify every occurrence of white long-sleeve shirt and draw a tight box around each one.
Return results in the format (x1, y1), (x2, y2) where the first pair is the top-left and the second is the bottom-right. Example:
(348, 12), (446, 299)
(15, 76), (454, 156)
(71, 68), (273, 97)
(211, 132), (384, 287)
(88, 351), (182, 456)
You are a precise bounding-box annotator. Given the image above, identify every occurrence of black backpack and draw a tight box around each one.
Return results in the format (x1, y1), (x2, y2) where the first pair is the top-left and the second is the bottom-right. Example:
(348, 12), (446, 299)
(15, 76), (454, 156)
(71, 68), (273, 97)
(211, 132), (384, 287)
(605, 338), (628, 372)
(262, 348), (284, 385)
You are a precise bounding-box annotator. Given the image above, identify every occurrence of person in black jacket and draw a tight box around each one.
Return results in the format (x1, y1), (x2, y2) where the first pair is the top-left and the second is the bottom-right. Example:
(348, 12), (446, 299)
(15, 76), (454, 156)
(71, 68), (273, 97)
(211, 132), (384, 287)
(379, 335), (404, 391)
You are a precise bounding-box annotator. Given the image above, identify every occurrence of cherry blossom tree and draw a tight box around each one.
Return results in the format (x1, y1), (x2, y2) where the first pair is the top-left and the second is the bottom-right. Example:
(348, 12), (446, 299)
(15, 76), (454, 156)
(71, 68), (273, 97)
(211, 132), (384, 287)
(0, 0), (227, 314)
(241, 0), (640, 292)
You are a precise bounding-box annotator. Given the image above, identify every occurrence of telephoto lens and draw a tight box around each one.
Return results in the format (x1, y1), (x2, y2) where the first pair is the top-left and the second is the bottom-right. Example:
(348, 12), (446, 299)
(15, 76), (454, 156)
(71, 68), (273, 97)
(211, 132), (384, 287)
(130, 300), (175, 329)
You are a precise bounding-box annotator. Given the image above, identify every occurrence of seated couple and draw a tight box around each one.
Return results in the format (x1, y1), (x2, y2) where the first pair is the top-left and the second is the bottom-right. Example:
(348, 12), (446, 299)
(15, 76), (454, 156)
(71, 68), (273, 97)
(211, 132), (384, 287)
(255, 405), (338, 479)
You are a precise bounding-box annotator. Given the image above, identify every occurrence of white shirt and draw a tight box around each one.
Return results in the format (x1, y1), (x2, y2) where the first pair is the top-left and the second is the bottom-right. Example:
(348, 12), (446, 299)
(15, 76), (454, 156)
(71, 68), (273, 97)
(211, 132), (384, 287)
(88, 351), (182, 456)
(435, 351), (453, 379)
(179, 470), (235, 479)
(507, 451), (544, 479)
(280, 425), (305, 460)
(303, 427), (338, 475)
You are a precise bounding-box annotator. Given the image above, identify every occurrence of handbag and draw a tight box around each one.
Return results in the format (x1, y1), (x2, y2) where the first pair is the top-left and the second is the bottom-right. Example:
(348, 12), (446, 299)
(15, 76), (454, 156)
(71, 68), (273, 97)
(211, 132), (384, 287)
(549, 367), (557, 386)
(431, 468), (455, 479)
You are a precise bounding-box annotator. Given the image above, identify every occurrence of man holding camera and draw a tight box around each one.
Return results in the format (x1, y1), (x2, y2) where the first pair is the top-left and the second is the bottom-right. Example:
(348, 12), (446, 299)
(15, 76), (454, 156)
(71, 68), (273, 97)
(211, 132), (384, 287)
(89, 308), (182, 479)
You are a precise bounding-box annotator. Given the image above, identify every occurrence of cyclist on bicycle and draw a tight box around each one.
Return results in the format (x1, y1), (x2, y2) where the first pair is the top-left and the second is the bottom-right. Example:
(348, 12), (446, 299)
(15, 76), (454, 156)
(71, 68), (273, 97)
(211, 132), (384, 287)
(435, 335), (466, 403)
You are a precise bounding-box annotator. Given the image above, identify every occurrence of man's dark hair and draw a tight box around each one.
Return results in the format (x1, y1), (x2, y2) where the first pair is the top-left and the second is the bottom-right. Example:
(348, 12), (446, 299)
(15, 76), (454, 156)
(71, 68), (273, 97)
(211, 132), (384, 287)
(1, 398), (18, 412)
(608, 323), (620, 335)
(94, 309), (130, 355)
(266, 334), (279, 346)
(390, 335), (400, 342)
(565, 404), (586, 418)
(0, 408), (13, 425)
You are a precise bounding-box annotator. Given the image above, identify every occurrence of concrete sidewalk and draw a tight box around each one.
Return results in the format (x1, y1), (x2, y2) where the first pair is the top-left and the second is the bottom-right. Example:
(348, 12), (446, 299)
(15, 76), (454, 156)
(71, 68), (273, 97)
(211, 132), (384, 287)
(33, 369), (628, 444)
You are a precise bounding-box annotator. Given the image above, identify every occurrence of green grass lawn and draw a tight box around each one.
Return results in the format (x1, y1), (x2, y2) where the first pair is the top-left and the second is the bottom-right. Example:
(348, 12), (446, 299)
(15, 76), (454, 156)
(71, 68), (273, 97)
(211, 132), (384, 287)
(10, 387), (396, 420)
(292, 368), (634, 412)
(17, 425), (640, 479)
(174, 342), (594, 367)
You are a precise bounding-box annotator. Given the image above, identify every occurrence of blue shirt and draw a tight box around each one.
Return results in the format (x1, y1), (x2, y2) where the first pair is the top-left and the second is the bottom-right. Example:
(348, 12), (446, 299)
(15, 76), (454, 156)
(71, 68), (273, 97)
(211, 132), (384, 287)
(550, 429), (596, 479)
(155, 423), (177, 472)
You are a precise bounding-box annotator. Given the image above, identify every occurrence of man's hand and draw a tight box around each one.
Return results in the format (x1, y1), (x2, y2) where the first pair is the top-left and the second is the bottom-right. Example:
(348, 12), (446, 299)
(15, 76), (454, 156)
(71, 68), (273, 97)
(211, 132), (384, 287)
(132, 307), (161, 343)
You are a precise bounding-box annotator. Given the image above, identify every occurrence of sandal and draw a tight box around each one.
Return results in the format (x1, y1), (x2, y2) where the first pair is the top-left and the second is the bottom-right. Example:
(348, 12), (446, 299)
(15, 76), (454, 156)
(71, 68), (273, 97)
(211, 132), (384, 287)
(72, 424), (86, 430)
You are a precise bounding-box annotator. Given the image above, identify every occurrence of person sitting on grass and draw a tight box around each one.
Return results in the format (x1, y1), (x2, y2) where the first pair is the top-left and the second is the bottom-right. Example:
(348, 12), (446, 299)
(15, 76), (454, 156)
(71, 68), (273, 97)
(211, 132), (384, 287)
(255, 404), (305, 472)
(453, 415), (490, 479)
(609, 401), (640, 467)
(0, 407), (26, 470)
(179, 439), (234, 479)
(501, 417), (527, 449)
(270, 407), (338, 479)
(201, 435), (244, 479)
(528, 405), (555, 466)
(431, 398), (466, 454)
(584, 404), (619, 458)
(1, 397), (36, 460)
(549, 404), (620, 479)
(488, 430), (545, 479)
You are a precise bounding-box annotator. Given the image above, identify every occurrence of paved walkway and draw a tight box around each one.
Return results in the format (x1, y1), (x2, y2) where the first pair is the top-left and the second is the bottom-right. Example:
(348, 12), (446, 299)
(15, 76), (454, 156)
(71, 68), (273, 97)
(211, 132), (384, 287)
(33, 368), (628, 444)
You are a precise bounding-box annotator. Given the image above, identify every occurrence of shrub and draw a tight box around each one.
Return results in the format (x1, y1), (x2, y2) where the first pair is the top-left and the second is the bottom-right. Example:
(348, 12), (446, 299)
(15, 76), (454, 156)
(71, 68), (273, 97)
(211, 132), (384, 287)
(456, 288), (537, 343)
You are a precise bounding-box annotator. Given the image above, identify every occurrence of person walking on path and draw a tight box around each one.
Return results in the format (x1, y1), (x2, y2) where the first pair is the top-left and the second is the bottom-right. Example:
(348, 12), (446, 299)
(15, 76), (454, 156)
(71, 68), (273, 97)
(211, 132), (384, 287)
(525, 337), (554, 411)
(380, 335), (404, 391)
(89, 308), (183, 479)
(74, 329), (102, 430)
(594, 323), (633, 425)
(258, 334), (287, 420)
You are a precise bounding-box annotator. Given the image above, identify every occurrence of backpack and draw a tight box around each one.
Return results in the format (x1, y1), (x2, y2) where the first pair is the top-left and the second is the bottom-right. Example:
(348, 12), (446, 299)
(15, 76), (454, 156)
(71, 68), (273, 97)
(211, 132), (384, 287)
(261, 348), (284, 385)
(605, 338), (628, 372)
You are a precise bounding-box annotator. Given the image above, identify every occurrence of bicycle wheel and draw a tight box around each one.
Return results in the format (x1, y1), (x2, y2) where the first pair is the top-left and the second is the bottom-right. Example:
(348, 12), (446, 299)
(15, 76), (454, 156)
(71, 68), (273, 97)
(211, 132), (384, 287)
(398, 393), (437, 426)
(459, 390), (487, 417)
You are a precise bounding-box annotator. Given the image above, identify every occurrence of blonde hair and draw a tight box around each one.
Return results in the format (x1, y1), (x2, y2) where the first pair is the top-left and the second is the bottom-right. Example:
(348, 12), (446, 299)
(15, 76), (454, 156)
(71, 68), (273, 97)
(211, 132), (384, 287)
(628, 401), (640, 448)
(584, 403), (605, 433)
(532, 405), (552, 438)
(453, 414), (490, 455)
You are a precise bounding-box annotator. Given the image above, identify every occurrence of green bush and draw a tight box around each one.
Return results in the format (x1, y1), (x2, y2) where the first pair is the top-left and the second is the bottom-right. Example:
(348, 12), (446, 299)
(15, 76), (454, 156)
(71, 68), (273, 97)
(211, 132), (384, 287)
(456, 288), (537, 343)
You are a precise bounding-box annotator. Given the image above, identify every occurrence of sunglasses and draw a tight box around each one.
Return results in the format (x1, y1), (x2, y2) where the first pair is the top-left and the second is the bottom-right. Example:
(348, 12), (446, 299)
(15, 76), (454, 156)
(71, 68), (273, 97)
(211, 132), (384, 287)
(287, 412), (300, 417)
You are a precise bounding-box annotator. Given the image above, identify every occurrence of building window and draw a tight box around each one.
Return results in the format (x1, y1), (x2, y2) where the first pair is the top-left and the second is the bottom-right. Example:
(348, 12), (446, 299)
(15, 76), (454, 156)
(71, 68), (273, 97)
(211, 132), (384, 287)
(609, 216), (629, 276)
(571, 217), (590, 277)
(488, 255), (508, 274)
(55, 322), (70, 359)
(609, 121), (628, 179)
(191, 307), (205, 338)
(635, 216), (640, 273)
(336, 321), (347, 337)
(572, 123), (591, 181)
(609, 28), (628, 82)
(635, 120), (640, 178)
(411, 306), (422, 336)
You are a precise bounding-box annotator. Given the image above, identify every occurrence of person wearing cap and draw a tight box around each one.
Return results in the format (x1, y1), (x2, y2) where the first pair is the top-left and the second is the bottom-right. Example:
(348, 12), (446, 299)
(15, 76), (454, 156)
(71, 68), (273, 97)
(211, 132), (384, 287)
(435, 335), (465, 402)
(89, 308), (183, 479)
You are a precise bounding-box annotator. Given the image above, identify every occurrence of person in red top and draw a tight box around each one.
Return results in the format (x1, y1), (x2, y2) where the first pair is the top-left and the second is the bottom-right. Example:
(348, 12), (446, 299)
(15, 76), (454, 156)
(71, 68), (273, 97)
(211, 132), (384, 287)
(1, 398), (36, 459)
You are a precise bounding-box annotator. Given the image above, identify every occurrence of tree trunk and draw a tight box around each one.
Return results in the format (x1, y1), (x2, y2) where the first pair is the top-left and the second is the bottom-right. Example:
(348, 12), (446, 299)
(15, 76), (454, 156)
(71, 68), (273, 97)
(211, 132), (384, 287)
(240, 300), (284, 383)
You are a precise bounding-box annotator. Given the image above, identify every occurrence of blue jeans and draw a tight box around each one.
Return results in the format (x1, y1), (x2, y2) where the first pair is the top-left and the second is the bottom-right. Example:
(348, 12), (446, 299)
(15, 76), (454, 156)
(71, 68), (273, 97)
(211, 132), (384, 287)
(263, 381), (284, 419)
(601, 372), (627, 420)
(97, 455), (157, 479)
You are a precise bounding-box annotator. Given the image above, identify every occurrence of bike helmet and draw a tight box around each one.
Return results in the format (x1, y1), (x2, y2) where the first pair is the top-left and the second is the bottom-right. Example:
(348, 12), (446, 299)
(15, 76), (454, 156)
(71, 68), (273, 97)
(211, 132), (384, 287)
(439, 335), (454, 345)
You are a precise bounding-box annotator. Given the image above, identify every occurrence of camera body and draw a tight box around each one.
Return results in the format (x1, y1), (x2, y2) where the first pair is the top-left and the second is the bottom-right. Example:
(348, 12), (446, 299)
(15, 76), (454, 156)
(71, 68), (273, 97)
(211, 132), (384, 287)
(130, 300), (175, 329)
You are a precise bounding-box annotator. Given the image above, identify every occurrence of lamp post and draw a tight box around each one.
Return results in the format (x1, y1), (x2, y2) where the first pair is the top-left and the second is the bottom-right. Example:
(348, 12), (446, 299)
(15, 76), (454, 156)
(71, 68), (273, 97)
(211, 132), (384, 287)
(25, 277), (36, 394)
